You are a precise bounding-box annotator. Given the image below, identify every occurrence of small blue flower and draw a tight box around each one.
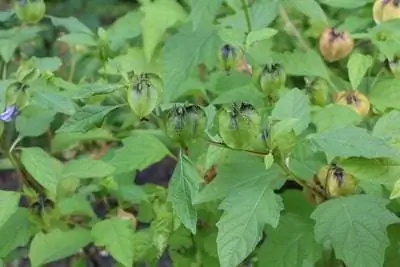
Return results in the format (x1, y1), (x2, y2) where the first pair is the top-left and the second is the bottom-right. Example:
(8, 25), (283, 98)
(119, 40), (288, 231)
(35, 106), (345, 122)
(0, 106), (18, 122)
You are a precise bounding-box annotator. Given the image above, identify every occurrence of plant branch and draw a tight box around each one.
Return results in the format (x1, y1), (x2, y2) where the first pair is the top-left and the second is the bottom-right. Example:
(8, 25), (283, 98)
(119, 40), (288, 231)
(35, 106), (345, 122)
(279, 6), (310, 51)
(240, 0), (252, 34)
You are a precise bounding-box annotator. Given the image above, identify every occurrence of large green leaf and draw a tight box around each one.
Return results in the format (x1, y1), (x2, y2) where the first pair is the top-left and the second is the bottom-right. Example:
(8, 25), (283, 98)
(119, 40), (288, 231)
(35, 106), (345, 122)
(311, 195), (400, 267)
(312, 104), (362, 132)
(318, 0), (371, 8)
(16, 105), (55, 137)
(29, 228), (92, 267)
(109, 131), (171, 174)
(49, 16), (93, 35)
(258, 213), (322, 267)
(163, 23), (221, 103)
(0, 191), (20, 228)
(20, 147), (64, 197)
(373, 110), (400, 149)
(370, 79), (400, 112)
(308, 126), (400, 159)
(271, 88), (311, 135)
(347, 52), (373, 90)
(167, 152), (202, 234)
(190, 0), (223, 30)
(216, 163), (284, 267)
(61, 158), (115, 179)
(91, 218), (135, 267)
(284, 0), (328, 23)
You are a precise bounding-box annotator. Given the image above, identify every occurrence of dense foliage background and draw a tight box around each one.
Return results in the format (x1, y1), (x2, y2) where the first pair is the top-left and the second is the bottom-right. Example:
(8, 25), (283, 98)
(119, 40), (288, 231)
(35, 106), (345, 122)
(1, 0), (400, 267)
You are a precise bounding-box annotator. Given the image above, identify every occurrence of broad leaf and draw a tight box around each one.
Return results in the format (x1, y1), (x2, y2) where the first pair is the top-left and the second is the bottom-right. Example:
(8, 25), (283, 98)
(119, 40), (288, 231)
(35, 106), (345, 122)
(271, 88), (311, 135)
(0, 191), (20, 228)
(347, 52), (373, 89)
(29, 228), (92, 267)
(168, 152), (202, 234)
(309, 126), (400, 159)
(311, 195), (400, 267)
(49, 16), (93, 35)
(16, 105), (55, 137)
(373, 110), (400, 149)
(318, 0), (371, 8)
(246, 28), (278, 47)
(312, 104), (361, 132)
(285, 0), (328, 23)
(91, 218), (135, 267)
(20, 147), (64, 197)
(370, 79), (400, 112)
(61, 158), (115, 179)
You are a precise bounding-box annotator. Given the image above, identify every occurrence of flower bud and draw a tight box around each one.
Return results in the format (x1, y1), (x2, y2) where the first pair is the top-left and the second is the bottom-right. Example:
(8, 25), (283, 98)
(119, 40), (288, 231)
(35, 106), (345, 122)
(165, 104), (206, 145)
(253, 63), (286, 97)
(0, 105), (18, 122)
(14, 0), (46, 24)
(317, 164), (357, 197)
(334, 90), (370, 117)
(218, 44), (242, 72)
(373, 0), (400, 24)
(319, 28), (354, 62)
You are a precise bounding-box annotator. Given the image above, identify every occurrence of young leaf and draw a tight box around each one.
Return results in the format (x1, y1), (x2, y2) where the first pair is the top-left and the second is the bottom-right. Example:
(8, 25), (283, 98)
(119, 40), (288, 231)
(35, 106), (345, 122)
(91, 218), (135, 267)
(0, 190), (20, 228)
(61, 158), (115, 179)
(308, 126), (400, 159)
(109, 131), (171, 174)
(312, 104), (362, 132)
(271, 88), (311, 135)
(29, 228), (92, 267)
(0, 208), (34, 258)
(20, 147), (64, 197)
(311, 195), (400, 267)
(168, 151), (202, 234)
(56, 105), (120, 133)
(257, 213), (322, 267)
(163, 23), (221, 103)
(190, 0), (223, 30)
(347, 52), (373, 89)
(216, 165), (284, 267)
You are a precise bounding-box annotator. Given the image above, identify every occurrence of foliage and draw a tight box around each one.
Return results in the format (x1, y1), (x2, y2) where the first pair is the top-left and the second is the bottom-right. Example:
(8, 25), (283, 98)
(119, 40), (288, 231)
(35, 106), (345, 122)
(0, 0), (400, 266)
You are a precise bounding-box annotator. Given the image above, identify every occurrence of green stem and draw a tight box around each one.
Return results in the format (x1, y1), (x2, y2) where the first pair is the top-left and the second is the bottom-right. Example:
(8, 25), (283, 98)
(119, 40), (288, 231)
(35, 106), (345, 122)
(240, 0), (252, 34)
(2, 61), (7, 79)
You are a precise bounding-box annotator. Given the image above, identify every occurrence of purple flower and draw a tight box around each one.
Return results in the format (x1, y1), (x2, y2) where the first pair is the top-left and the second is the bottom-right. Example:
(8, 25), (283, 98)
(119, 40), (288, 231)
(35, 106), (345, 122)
(0, 105), (18, 122)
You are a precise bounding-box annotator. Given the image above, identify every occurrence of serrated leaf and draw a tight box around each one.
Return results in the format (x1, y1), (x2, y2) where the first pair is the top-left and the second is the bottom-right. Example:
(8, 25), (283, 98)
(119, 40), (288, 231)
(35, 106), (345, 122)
(0, 208), (34, 258)
(168, 152), (202, 234)
(0, 191), (20, 228)
(271, 88), (311, 135)
(91, 218), (134, 267)
(191, 0), (223, 30)
(140, 0), (187, 61)
(370, 79), (400, 112)
(49, 16), (93, 35)
(258, 213), (321, 267)
(163, 23), (221, 103)
(20, 147), (64, 197)
(56, 105), (120, 133)
(246, 28), (278, 47)
(312, 104), (362, 132)
(29, 228), (92, 267)
(32, 91), (76, 115)
(61, 158), (115, 179)
(309, 126), (400, 159)
(347, 53), (373, 89)
(311, 195), (400, 267)
(216, 165), (284, 267)
(107, 11), (143, 51)
(16, 105), (55, 137)
(110, 131), (171, 174)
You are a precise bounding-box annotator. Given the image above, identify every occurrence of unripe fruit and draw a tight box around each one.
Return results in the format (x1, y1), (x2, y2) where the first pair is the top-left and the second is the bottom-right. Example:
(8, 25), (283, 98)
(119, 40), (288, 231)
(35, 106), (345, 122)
(14, 0), (46, 24)
(319, 28), (354, 62)
(306, 78), (329, 106)
(165, 104), (206, 145)
(218, 44), (242, 72)
(373, 0), (400, 24)
(317, 164), (357, 197)
(127, 73), (161, 119)
(334, 90), (370, 117)
(253, 63), (286, 97)
(218, 103), (262, 151)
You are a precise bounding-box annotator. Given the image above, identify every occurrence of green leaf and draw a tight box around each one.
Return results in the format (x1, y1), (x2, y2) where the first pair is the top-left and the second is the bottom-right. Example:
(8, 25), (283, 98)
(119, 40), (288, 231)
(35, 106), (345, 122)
(191, 0), (223, 30)
(390, 178), (400, 199)
(271, 88), (311, 135)
(311, 195), (400, 267)
(29, 228), (92, 267)
(0, 80), (14, 112)
(347, 53), (373, 89)
(246, 28), (278, 48)
(91, 218), (134, 267)
(61, 158), (115, 179)
(70, 84), (123, 100)
(216, 164), (284, 267)
(318, 0), (371, 8)
(276, 50), (329, 80)
(258, 213), (322, 267)
(49, 16), (93, 35)
(58, 195), (95, 217)
(0, 191), (20, 228)
(285, 0), (328, 23)
(20, 147), (64, 197)
(168, 152), (202, 234)
(163, 23), (221, 103)
(16, 105), (55, 137)
(56, 105), (120, 133)
(373, 110), (400, 149)
(140, 0), (187, 61)
(309, 126), (400, 159)
(264, 153), (274, 170)
(288, 141), (326, 181)
(0, 208), (34, 258)
(370, 79), (400, 112)
(109, 131), (171, 173)
(31, 91), (76, 115)
(32, 57), (62, 72)
(211, 84), (266, 108)
(107, 11), (143, 51)
(58, 33), (98, 47)
(312, 104), (362, 132)
(385, 224), (400, 267)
